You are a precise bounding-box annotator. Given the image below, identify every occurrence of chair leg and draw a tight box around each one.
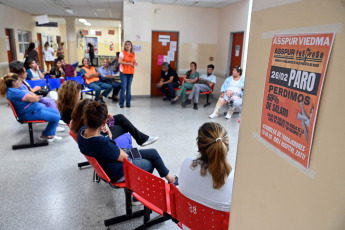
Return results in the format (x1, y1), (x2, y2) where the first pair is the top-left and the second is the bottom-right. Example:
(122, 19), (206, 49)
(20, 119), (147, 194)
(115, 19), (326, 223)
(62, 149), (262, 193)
(77, 161), (90, 168)
(104, 188), (145, 227)
(12, 123), (48, 150)
(204, 94), (211, 107)
(133, 208), (171, 230)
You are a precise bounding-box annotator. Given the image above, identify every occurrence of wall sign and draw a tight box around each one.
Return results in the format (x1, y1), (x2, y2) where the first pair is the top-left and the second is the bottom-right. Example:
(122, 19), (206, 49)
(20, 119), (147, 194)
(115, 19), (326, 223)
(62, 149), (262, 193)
(260, 32), (335, 169)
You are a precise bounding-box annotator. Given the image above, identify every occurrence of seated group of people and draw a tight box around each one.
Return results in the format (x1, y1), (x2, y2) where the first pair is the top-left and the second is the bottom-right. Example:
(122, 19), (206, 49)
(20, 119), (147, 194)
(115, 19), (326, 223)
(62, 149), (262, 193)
(156, 61), (245, 118)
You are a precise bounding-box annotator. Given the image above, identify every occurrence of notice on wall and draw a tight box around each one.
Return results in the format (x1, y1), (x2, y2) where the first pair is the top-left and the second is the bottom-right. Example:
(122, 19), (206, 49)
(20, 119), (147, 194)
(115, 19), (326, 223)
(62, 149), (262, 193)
(168, 51), (175, 61)
(260, 32), (335, 169)
(163, 56), (170, 63)
(133, 44), (142, 53)
(159, 35), (170, 43)
(235, 45), (240, 57)
(170, 41), (177, 52)
(6, 36), (10, 51)
(157, 55), (164, 65)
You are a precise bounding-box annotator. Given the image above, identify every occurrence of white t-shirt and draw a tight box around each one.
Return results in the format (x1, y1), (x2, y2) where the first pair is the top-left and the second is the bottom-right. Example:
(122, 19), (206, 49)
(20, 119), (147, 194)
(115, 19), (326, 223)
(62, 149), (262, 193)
(200, 74), (216, 84)
(43, 47), (55, 61)
(228, 79), (241, 94)
(178, 157), (234, 212)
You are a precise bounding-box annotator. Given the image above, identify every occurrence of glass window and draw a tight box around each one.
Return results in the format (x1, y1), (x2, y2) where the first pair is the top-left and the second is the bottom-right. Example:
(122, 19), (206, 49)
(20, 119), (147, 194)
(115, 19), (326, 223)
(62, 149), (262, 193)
(18, 30), (30, 54)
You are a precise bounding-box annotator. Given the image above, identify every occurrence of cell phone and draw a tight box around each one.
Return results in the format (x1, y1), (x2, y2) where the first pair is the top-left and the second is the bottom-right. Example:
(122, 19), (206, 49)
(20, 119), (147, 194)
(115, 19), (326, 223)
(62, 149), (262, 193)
(130, 147), (141, 159)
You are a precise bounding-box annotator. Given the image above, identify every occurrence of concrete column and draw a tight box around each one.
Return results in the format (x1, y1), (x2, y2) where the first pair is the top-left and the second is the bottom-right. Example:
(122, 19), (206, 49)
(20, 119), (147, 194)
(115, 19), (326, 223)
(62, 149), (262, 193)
(65, 17), (77, 64)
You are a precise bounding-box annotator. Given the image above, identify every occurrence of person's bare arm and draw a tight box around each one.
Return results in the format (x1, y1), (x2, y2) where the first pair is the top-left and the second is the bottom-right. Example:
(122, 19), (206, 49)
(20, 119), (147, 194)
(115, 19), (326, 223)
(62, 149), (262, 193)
(23, 93), (40, 102)
(117, 149), (129, 162)
(118, 57), (134, 67)
(84, 72), (100, 79)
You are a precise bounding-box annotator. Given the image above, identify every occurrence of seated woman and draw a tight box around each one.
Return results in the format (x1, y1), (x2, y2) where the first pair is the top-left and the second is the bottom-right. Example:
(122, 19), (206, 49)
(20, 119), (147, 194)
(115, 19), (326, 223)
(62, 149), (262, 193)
(172, 62), (199, 104)
(26, 59), (45, 80)
(178, 122), (233, 212)
(77, 100), (178, 186)
(209, 66), (245, 119)
(58, 80), (158, 146)
(0, 73), (62, 142)
(49, 58), (66, 79)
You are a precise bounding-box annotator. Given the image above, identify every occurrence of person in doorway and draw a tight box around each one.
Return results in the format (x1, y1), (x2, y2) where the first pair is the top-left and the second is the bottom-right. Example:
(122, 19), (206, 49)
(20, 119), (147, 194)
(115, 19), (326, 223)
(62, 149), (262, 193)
(182, 64), (216, 110)
(98, 59), (121, 102)
(43, 42), (55, 71)
(155, 62), (180, 103)
(209, 66), (245, 119)
(118, 40), (137, 108)
(171, 61), (199, 104)
(178, 122), (234, 211)
(87, 43), (95, 66)
(80, 58), (112, 103)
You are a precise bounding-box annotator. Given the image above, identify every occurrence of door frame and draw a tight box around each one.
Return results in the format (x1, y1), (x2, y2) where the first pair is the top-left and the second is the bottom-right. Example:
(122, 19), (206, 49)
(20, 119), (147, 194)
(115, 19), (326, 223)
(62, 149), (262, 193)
(150, 30), (180, 95)
(226, 31), (245, 77)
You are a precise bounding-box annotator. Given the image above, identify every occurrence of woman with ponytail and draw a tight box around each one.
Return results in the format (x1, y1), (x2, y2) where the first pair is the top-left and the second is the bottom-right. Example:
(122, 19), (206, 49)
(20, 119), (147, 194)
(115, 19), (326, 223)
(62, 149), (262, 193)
(178, 122), (234, 211)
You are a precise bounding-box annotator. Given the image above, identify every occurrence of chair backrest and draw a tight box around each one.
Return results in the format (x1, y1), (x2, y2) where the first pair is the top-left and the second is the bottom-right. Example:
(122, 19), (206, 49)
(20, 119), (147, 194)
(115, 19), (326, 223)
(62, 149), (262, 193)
(26, 79), (47, 88)
(71, 61), (79, 69)
(67, 75), (85, 85)
(48, 78), (62, 90)
(83, 154), (112, 183)
(123, 158), (170, 215)
(69, 130), (78, 143)
(169, 184), (230, 230)
(179, 76), (184, 86)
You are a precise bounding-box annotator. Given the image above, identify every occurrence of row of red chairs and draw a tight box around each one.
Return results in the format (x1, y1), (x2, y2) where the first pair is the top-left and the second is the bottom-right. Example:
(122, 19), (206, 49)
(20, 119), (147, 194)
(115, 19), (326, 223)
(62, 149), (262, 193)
(83, 154), (230, 229)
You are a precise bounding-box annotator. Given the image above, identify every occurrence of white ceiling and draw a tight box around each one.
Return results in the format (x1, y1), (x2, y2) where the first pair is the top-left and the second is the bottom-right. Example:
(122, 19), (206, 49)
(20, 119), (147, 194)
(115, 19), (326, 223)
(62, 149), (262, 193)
(0, 0), (241, 20)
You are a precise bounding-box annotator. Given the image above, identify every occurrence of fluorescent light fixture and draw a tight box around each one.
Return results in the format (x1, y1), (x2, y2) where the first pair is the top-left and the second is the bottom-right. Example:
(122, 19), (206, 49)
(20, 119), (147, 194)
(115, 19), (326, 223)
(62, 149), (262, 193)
(96, 9), (105, 12)
(65, 8), (75, 15)
(78, 18), (87, 23)
(119, 24), (121, 27)
(84, 22), (91, 26)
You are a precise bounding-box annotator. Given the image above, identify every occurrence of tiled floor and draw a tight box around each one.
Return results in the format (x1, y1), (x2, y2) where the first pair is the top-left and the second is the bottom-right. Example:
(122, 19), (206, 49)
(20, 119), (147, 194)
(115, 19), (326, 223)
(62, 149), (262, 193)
(0, 95), (240, 230)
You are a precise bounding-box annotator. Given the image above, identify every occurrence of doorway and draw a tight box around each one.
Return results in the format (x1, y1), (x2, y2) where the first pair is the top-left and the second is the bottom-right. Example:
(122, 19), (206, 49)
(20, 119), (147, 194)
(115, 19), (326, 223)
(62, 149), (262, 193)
(5, 29), (15, 64)
(37, 33), (44, 69)
(151, 31), (179, 96)
(227, 32), (244, 76)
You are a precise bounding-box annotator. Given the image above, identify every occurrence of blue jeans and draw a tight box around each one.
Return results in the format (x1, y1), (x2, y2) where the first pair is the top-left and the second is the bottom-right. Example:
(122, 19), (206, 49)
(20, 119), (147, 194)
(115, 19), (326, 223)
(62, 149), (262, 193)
(105, 81), (121, 97)
(157, 82), (180, 99)
(20, 106), (60, 136)
(119, 73), (133, 106)
(131, 149), (169, 178)
(88, 81), (113, 100)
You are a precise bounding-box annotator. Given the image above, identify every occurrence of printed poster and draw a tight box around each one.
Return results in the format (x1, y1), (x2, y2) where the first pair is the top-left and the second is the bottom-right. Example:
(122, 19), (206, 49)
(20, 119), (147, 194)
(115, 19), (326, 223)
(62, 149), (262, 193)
(163, 56), (170, 63)
(170, 41), (177, 52)
(133, 44), (142, 53)
(168, 51), (175, 61)
(157, 55), (164, 65)
(260, 32), (335, 168)
(85, 37), (98, 55)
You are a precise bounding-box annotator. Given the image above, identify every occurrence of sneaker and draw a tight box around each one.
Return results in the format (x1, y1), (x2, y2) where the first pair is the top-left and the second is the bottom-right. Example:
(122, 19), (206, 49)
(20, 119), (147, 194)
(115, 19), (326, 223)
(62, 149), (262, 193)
(193, 103), (198, 110)
(225, 112), (232, 119)
(141, 136), (159, 146)
(56, 126), (65, 132)
(171, 100), (176, 105)
(126, 104), (130, 108)
(169, 176), (179, 186)
(184, 100), (191, 106)
(132, 196), (142, 206)
(163, 97), (171, 101)
(119, 105), (124, 108)
(39, 135), (62, 143)
(58, 120), (67, 125)
(171, 97), (178, 102)
(98, 98), (105, 103)
(209, 113), (219, 119)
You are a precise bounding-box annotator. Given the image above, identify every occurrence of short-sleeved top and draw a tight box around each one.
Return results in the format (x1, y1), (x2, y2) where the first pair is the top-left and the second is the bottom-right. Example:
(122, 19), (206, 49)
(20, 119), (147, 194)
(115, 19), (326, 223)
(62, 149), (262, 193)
(185, 71), (199, 80)
(119, 51), (135, 74)
(98, 66), (115, 82)
(77, 127), (123, 182)
(64, 64), (75, 77)
(50, 67), (63, 78)
(161, 67), (179, 83)
(7, 87), (42, 118)
(179, 157), (234, 212)
(200, 74), (216, 84)
(27, 50), (38, 62)
(43, 47), (55, 61)
(228, 79), (242, 94)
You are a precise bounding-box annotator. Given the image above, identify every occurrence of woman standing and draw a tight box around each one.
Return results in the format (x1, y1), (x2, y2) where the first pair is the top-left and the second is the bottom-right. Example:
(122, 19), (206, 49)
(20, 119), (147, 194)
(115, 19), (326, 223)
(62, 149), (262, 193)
(118, 40), (137, 108)
(178, 122), (233, 211)
(43, 42), (55, 71)
(24, 42), (39, 70)
(87, 43), (95, 66)
(209, 66), (245, 119)
(172, 62), (199, 104)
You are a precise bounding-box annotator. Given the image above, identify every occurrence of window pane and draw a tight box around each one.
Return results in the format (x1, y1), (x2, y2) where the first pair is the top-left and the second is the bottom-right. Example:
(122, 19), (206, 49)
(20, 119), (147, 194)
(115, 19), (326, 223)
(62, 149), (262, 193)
(24, 43), (29, 51)
(19, 44), (23, 53)
(18, 33), (22, 42)
(23, 32), (29, 42)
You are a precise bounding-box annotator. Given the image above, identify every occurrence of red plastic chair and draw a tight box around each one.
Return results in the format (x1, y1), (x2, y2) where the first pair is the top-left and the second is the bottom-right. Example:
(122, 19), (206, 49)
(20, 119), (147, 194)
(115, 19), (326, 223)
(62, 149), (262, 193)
(123, 158), (171, 229)
(82, 155), (145, 227)
(8, 100), (48, 150)
(169, 184), (230, 230)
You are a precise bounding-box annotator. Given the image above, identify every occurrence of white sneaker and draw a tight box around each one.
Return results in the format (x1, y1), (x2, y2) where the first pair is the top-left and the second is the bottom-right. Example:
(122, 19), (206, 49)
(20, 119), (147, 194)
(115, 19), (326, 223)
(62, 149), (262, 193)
(209, 113), (218, 119)
(225, 107), (234, 119)
(141, 136), (159, 146)
(56, 126), (65, 132)
(39, 135), (62, 142)
(59, 120), (67, 125)
(225, 112), (232, 119)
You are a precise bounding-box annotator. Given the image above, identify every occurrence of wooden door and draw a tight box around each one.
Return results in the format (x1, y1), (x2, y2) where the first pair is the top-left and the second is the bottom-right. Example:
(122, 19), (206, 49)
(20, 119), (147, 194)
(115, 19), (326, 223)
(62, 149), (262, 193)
(36, 33), (43, 69)
(151, 31), (179, 96)
(230, 32), (244, 73)
(5, 29), (14, 64)
(56, 35), (61, 45)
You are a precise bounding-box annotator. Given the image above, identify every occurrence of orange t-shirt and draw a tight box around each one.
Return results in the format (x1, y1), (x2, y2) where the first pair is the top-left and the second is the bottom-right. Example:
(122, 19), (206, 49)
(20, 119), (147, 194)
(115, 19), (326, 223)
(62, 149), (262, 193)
(82, 66), (99, 84)
(119, 50), (136, 74)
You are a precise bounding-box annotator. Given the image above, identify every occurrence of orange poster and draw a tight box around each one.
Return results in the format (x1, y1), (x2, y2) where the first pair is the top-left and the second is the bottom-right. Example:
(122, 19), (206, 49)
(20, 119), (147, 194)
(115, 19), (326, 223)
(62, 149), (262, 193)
(260, 33), (335, 168)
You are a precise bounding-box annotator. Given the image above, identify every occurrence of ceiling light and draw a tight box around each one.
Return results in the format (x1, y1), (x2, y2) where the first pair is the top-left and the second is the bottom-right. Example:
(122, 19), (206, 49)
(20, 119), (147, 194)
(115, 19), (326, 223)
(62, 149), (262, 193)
(96, 9), (105, 12)
(65, 8), (75, 15)
(78, 19), (87, 23)
(84, 22), (91, 26)
(119, 24), (121, 27)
